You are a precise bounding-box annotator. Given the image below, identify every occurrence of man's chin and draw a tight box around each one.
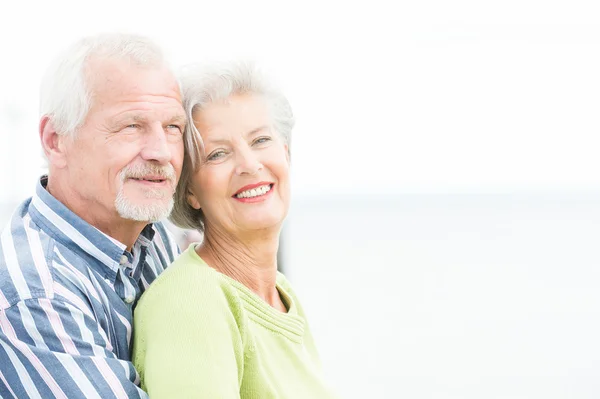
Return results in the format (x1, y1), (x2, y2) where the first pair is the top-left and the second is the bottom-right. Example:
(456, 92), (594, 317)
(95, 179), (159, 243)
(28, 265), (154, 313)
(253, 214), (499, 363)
(115, 197), (174, 223)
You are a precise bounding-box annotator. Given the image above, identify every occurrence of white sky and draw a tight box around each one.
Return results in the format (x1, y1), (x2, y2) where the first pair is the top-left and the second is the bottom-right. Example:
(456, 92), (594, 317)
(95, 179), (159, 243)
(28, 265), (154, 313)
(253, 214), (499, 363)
(1, 0), (600, 200)
(1, 3), (600, 397)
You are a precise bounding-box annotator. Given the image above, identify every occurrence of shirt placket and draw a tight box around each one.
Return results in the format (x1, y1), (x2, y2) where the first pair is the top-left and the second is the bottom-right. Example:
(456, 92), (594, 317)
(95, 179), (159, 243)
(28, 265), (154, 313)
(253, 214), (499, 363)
(116, 253), (136, 305)
(119, 244), (150, 305)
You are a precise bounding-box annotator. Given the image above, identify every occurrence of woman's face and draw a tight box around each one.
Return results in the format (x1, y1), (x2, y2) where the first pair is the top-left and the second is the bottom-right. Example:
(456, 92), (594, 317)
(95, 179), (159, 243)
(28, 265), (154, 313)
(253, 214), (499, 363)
(187, 94), (290, 237)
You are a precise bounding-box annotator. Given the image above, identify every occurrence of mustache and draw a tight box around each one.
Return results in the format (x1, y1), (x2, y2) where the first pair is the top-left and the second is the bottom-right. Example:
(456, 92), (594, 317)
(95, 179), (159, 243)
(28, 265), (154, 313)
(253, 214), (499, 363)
(120, 163), (177, 186)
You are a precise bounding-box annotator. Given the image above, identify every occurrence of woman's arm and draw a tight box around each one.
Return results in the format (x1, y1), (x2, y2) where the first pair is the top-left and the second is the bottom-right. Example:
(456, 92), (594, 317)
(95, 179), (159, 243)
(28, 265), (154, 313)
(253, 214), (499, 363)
(132, 268), (245, 398)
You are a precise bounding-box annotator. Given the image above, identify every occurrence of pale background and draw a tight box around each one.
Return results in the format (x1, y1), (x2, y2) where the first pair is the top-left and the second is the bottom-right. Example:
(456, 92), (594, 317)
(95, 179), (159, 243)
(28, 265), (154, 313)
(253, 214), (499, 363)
(1, 1), (600, 397)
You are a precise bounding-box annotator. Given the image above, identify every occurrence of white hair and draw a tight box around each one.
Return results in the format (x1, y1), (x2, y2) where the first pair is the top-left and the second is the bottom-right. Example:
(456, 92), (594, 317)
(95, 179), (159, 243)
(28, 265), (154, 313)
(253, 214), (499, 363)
(40, 33), (169, 138)
(170, 60), (295, 232)
(179, 60), (295, 170)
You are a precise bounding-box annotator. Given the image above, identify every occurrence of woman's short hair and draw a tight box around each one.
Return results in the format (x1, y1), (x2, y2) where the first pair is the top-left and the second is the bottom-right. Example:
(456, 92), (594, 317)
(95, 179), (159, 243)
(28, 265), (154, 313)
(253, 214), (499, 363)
(40, 33), (169, 138)
(169, 61), (295, 233)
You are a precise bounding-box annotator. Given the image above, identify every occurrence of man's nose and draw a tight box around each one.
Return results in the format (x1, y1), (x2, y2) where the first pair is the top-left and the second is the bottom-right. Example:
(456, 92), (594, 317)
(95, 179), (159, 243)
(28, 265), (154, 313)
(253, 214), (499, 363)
(140, 125), (172, 164)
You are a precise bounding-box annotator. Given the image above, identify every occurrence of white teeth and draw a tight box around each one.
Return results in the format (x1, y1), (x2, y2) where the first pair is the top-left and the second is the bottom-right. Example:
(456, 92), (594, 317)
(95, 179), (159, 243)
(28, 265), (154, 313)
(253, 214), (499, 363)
(236, 184), (271, 198)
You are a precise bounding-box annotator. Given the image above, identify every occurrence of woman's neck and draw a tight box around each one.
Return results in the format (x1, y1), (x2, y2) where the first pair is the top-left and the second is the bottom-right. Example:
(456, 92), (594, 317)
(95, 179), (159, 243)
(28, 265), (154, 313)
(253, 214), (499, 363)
(197, 225), (286, 311)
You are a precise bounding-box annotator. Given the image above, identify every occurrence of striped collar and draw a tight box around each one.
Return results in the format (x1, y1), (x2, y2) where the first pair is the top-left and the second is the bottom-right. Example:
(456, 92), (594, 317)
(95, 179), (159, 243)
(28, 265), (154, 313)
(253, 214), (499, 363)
(28, 176), (156, 283)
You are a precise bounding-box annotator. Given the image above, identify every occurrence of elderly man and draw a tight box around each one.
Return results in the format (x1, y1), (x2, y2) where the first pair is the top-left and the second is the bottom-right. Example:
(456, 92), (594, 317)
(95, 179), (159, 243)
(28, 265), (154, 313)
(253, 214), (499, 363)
(0, 34), (186, 398)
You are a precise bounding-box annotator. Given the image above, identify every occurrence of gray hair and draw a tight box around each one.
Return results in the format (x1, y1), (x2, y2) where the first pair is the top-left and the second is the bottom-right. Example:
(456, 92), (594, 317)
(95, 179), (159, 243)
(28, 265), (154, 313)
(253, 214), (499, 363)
(40, 33), (169, 138)
(169, 61), (295, 232)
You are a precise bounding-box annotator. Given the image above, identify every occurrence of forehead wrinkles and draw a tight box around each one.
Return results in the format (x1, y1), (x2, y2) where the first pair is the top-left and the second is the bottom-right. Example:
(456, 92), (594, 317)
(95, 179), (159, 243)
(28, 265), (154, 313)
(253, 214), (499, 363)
(192, 109), (269, 139)
(86, 58), (180, 107)
(85, 57), (126, 99)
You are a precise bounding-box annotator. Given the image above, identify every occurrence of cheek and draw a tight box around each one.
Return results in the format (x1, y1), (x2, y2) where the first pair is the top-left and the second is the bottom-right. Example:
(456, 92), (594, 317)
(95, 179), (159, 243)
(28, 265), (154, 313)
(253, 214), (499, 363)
(72, 149), (108, 179)
(103, 148), (144, 187)
(196, 167), (231, 205)
(170, 141), (185, 176)
(270, 152), (291, 201)
(272, 154), (290, 184)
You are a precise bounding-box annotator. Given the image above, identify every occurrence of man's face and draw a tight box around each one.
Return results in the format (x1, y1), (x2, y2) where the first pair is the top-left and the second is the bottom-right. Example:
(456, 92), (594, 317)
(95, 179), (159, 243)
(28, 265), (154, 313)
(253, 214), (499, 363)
(61, 58), (186, 223)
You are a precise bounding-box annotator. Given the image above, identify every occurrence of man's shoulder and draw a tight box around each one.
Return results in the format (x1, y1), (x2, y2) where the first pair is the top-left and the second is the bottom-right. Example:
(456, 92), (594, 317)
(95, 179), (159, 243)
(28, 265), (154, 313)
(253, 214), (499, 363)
(0, 203), (58, 309)
(148, 221), (181, 262)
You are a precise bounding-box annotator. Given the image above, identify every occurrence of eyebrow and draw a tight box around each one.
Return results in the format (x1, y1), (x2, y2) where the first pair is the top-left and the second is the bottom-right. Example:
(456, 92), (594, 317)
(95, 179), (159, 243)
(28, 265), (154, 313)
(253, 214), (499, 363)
(112, 114), (187, 126)
(166, 115), (187, 125)
(204, 125), (271, 145)
(246, 125), (270, 137)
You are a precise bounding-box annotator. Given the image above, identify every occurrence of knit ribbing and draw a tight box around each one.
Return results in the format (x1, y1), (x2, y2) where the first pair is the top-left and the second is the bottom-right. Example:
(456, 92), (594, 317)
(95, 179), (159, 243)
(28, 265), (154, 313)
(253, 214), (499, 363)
(132, 244), (337, 399)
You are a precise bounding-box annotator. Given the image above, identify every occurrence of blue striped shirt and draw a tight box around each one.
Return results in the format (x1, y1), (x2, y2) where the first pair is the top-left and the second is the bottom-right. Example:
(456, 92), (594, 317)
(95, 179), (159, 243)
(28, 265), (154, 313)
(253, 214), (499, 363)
(0, 177), (179, 398)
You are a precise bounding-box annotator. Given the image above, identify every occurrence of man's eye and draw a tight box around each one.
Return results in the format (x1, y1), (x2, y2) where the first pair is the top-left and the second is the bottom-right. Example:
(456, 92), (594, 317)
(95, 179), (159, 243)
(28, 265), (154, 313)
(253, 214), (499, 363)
(125, 124), (140, 129)
(167, 124), (183, 133)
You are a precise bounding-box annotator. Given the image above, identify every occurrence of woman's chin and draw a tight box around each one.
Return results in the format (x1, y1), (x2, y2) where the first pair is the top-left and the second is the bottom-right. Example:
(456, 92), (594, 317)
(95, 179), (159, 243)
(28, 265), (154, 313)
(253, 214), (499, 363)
(237, 216), (285, 234)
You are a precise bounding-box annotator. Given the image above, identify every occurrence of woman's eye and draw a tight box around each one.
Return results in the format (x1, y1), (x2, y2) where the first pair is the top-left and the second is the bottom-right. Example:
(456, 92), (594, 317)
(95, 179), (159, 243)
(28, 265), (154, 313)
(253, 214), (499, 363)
(207, 150), (226, 161)
(253, 136), (272, 145)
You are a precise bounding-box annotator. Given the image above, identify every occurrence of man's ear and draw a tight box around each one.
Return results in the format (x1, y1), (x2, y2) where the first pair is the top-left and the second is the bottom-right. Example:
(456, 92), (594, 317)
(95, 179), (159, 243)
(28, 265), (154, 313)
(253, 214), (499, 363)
(40, 116), (68, 168)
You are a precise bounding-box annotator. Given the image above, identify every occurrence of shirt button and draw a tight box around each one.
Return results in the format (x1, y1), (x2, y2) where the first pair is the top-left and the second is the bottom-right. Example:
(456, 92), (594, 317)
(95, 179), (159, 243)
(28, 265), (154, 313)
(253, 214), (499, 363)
(120, 255), (128, 265)
(124, 296), (135, 304)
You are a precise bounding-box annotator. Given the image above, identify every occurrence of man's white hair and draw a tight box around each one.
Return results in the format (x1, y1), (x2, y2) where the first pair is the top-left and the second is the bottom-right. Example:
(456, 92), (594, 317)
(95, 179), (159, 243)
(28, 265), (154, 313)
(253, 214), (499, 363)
(40, 33), (169, 138)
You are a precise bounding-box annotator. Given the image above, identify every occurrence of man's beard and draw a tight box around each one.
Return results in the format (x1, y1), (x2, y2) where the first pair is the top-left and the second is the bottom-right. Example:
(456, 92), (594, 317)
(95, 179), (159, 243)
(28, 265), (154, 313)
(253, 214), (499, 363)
(114, 163), (176, 222)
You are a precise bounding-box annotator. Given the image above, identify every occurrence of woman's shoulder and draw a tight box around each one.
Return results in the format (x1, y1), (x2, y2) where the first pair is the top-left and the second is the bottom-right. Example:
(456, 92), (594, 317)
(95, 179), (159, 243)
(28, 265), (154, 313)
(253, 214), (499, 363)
(276, 271), (292, 289)
(275, 272), (309, 318)
(275, 271), (300, 302)
(136, 244), (243, 314)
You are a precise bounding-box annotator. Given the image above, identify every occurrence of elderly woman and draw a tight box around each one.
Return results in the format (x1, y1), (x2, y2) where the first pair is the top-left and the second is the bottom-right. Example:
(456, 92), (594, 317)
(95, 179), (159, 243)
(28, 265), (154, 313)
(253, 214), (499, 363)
(132, 62), (335, 398)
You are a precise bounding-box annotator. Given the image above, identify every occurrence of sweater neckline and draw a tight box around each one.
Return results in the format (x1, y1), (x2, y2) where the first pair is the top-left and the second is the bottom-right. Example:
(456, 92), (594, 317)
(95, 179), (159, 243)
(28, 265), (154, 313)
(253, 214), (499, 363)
(186, 245), (306, 342)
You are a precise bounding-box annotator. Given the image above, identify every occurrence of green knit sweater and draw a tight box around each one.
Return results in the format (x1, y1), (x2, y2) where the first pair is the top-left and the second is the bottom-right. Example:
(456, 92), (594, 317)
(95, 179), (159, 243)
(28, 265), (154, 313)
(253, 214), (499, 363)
(132, 244), (336, 398)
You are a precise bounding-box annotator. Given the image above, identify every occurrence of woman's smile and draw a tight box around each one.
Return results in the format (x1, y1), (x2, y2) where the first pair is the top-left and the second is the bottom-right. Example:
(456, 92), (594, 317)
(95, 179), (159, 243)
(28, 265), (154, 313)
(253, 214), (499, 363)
(233, 183), (274, 203)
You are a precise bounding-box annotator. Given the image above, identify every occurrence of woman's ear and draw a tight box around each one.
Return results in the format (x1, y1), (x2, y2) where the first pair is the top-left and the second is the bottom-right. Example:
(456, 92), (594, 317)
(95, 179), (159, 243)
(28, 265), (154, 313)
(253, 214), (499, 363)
(187, 190), (202, 210)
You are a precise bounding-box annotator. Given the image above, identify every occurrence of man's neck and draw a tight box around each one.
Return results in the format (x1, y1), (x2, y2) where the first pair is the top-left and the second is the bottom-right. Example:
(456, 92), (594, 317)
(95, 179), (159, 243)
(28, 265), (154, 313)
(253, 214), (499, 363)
(46, 177), (146, 250)
(96, 220), (148, 251)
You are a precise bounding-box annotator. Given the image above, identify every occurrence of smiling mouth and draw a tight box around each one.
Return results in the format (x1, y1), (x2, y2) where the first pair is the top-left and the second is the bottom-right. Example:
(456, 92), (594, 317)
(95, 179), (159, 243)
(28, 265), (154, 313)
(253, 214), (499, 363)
(130, 177), (167, 183)
(234, 184), (273, 199)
